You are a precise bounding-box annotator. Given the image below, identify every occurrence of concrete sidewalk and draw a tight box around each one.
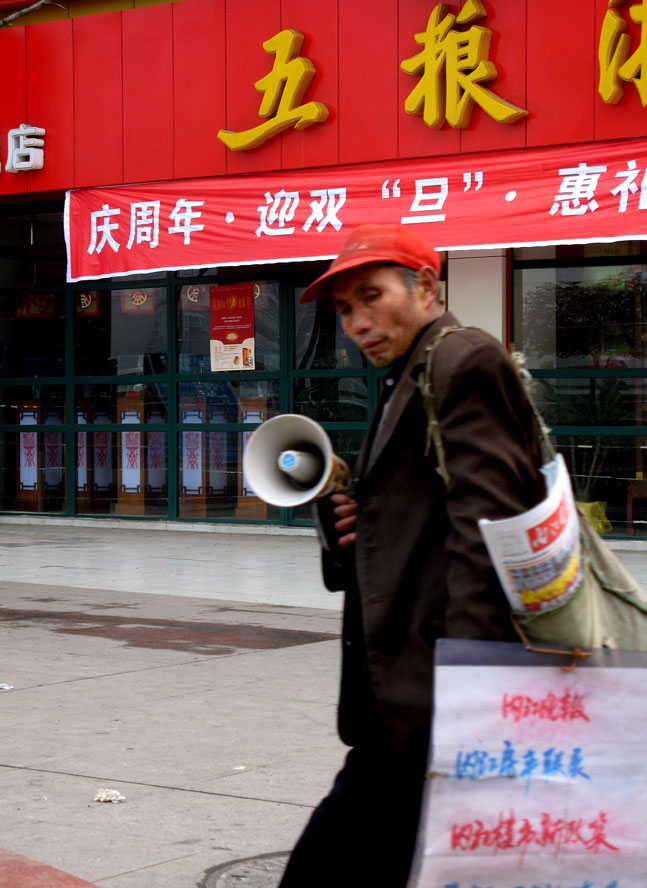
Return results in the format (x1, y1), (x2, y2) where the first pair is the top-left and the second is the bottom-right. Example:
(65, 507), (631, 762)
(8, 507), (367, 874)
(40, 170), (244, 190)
(2, 519), (647, 887)
(0, 522), (346, 887)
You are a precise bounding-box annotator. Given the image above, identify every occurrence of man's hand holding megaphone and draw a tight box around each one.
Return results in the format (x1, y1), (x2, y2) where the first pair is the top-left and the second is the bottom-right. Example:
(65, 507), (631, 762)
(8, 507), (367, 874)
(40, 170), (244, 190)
(330, 493), (358, 548)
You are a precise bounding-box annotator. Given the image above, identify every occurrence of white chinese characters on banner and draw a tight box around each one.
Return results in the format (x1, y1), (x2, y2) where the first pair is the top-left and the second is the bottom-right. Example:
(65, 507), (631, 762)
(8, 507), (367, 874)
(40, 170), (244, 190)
(549, 162), (607, 216)
(168, 199), (204, 244)
(410, 655), (647, 887)
(127, 201), (161, 250)
(401, 177), (449, 225)
(548, 157), (647, 217)
(256, 187), (347, 237)
(87, 198), (205, 257)
(611, 159), (647, 213)
(302, 187), (346, 232)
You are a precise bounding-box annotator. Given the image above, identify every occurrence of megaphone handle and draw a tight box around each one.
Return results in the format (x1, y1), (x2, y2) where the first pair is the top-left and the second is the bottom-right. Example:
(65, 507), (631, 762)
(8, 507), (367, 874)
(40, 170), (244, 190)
(312, 499), (357, 591)
(312, 496), (350, 554)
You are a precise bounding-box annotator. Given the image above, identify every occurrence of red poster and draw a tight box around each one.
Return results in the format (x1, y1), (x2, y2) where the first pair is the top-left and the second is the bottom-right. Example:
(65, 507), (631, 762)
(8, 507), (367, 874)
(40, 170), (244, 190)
(65, 137), (647, 282)
(209, 283), (255, 371)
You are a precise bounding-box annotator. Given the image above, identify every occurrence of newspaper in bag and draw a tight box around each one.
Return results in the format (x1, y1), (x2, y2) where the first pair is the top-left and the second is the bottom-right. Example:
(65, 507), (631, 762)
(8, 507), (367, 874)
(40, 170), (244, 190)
(478, 454), (582, 613)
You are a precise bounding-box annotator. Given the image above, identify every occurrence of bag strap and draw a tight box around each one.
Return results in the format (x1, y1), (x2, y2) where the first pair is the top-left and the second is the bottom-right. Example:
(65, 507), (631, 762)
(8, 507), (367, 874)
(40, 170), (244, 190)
(419, 325), (463, 486)
(419, 326), (556, 487)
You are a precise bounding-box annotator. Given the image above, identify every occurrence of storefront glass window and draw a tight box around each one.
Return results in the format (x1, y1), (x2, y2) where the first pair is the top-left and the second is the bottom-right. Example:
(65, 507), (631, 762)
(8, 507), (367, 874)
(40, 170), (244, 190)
(0, 385), (65, 424)
(76, 431), (168, 517)
(0, 214), (66, 289)
(75, 384), (168, 424)
(513, 264), (646, 370)
(0, 208), (384, 526)
(177, 281), (280, 373)
(294, 289), (365, 370)
(0, 431), (66, 513)
(177, 381), (280, 424)
(293, 377), (368, 422)
(178, 430), (279, 521)
(552, 433), (647, 536)
(513, 245), (647, 537)
(74, 288), (168, 376)
(0, 292), (65, 377)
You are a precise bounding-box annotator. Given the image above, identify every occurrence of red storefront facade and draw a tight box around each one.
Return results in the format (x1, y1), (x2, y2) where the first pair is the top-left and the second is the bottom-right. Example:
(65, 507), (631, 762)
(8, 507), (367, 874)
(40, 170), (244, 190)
(1, 0), (645, 193)
(2, 0), (647, 534)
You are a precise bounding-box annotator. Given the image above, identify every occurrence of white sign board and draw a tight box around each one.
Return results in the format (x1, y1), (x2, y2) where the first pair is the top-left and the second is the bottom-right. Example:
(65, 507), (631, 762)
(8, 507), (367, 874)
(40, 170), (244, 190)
(410, 641), (647, 888)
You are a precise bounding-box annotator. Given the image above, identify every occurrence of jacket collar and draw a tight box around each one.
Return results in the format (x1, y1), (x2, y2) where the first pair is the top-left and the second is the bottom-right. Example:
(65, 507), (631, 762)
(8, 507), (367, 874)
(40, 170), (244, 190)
(357, 311), (460, 478)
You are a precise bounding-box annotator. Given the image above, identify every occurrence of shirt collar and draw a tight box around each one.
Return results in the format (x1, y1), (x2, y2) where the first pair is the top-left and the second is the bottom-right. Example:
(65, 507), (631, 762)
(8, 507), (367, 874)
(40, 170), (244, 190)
(384, 321), (435, 387)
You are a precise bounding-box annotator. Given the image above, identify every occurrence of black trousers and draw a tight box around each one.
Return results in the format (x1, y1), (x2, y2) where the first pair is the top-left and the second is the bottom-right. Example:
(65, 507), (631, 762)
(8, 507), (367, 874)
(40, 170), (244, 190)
(278, 743), (426, 888)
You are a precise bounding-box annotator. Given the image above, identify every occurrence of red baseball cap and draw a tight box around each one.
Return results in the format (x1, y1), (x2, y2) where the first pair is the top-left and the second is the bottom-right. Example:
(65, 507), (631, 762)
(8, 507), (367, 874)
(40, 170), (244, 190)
(299, 224), (441, 304)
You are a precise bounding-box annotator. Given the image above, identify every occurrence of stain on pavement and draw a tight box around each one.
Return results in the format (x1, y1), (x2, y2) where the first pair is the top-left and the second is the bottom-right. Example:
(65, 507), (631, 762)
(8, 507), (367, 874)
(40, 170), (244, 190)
(0, 607), (338, 656)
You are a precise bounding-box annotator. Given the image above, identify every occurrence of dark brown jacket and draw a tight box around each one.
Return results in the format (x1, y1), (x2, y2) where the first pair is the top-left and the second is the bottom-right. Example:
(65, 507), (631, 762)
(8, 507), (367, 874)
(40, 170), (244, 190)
(322, 312), (545, 758)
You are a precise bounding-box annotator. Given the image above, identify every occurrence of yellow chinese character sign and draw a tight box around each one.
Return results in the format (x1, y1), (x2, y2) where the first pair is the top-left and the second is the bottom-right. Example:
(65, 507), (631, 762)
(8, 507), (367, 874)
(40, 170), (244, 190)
(218, 29), (329, 151)
(599, 0), (647, 105)
(400, 0), (527, 129)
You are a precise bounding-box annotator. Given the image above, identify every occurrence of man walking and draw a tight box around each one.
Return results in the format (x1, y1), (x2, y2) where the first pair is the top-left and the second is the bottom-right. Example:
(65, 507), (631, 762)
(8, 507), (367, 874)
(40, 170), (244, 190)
(279, 224), (545, 888)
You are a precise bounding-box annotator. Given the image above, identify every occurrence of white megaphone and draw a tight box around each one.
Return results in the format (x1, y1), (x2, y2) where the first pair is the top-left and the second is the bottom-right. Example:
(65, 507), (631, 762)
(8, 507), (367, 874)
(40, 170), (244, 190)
(243, 414), (351, 507)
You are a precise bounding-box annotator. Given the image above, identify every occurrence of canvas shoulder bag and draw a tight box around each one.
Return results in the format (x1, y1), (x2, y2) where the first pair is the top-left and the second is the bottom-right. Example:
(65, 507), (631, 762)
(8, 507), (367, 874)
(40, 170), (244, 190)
(419, 325), (647, 655)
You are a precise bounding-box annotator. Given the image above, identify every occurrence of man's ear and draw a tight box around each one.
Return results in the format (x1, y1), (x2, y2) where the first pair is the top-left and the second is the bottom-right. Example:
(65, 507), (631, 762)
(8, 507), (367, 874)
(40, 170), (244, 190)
(417, 265), (440, 305)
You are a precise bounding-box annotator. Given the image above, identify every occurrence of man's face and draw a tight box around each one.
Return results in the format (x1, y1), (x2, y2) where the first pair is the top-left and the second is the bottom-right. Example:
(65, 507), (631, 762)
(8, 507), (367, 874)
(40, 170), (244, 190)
(332, 264), (440, 368)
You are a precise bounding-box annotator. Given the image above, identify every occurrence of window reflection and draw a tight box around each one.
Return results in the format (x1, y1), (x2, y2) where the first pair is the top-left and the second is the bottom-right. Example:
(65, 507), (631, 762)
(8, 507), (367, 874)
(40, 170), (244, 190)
(514, 265), (647, 371)
(532, 378), (639, 429)
(75, 384), (168, 424)
(75, 431), (168, 517)
(294, 289), (365, 370)
(177, 381), (280, 424)
(0, 292), (65, 377)
(293, 377), (367, 422)
(0, 431), (66, 513)
(554, 435), (647, 537)
(74, 288), (168, 376)
(178, 430), (279, 521)
(514, 256), (647, 538)
(0, 386), (65, 424)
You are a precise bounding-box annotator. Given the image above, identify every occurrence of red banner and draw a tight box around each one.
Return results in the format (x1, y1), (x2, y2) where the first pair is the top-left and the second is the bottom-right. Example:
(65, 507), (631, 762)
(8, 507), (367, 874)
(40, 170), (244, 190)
(65, 138), (647, 282)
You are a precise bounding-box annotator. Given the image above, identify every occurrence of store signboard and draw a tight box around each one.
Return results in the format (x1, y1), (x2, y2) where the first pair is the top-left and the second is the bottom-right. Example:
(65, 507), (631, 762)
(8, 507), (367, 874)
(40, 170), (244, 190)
(65, 136), (647, 282)
(410, 639), (647, 888)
